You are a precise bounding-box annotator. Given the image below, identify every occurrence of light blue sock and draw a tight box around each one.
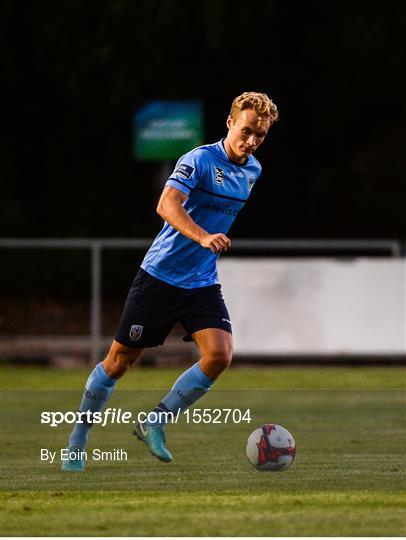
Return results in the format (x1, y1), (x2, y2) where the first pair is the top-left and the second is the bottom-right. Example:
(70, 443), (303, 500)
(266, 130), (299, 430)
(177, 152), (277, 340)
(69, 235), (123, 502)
(68, 362), (117, 449)
(146, 362), (214, 427)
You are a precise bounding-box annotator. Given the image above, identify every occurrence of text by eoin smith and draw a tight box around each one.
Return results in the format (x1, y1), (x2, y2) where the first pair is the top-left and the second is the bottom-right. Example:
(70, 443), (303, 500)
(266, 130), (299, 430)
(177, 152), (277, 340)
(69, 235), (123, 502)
(41, 448), (128, 463)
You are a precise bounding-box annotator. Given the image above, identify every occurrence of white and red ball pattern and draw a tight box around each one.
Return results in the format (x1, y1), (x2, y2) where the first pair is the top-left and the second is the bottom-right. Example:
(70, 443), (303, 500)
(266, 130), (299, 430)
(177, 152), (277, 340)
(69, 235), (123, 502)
(246, 424), (296, 471)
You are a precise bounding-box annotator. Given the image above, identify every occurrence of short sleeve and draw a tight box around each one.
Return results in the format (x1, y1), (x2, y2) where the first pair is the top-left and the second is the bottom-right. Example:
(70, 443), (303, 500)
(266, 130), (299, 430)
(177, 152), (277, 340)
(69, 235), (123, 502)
(165, 150), (204, 196)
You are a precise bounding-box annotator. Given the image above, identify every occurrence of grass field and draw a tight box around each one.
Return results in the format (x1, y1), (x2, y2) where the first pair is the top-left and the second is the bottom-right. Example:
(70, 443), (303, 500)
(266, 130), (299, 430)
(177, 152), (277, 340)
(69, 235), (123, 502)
(1, 365), (405, 536)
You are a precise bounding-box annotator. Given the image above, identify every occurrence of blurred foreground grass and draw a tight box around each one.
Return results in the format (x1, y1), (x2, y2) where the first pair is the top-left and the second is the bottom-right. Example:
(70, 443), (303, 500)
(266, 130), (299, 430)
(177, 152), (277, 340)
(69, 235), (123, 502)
(1, 365), (405, 536)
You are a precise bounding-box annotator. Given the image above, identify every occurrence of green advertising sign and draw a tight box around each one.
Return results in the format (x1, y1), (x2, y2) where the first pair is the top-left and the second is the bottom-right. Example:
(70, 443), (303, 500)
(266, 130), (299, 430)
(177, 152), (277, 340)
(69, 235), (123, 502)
(133, 100), (204, 161)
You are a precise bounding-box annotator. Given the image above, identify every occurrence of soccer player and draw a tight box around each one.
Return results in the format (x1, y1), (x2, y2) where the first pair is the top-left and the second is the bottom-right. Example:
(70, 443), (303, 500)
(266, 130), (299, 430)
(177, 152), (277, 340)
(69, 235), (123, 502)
(62, 91), (278, 470)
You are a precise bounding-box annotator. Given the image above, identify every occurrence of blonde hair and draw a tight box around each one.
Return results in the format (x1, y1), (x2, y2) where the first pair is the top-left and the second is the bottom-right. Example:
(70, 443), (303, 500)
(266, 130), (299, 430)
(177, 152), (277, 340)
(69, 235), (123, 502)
(230, 91), (279, 123)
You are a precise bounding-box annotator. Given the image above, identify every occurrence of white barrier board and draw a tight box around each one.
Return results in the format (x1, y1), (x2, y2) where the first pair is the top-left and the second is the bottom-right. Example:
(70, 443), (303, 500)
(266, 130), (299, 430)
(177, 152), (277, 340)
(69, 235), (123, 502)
(218, 258), (405, 355)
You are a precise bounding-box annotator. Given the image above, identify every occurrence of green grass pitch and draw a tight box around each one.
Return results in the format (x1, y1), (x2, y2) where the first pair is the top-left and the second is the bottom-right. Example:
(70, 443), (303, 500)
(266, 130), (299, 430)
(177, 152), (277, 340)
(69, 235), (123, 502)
(1, 365), (405, 536)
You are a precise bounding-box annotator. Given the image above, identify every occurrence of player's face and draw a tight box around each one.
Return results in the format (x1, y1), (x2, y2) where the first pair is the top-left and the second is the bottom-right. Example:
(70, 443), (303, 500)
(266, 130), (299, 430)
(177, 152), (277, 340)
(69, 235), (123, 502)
(225, 109), (271, 164)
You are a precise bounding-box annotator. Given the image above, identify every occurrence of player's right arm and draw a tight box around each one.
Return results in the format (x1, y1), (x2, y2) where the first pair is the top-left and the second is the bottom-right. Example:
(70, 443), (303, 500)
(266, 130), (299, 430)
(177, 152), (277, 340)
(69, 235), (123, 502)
(156, 186), (231, 254)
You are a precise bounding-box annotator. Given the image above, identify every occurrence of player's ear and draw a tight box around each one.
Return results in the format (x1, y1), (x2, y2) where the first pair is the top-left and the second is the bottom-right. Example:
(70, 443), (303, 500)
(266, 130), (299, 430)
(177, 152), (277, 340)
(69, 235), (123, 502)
(226, 115), (234, 129)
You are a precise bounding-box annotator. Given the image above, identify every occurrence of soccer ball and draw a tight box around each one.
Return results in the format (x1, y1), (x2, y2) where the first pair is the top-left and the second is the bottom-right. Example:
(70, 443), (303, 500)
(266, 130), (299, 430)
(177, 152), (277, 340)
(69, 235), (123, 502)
(246, 424), (296, 471)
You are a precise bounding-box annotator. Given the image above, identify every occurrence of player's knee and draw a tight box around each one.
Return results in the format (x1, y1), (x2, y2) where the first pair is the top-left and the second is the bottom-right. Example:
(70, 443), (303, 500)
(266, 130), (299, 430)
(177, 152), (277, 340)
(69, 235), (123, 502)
(205, 343), (233, 373)
(103, 341), (143, 378)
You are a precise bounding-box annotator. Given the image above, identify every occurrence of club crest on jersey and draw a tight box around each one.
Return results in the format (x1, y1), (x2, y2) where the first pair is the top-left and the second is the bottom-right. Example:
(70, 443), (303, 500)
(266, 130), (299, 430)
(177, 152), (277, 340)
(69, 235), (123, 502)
(215, 167), (224, 185)
(129, 324), (143, 342)
(248, 176), (255, 190)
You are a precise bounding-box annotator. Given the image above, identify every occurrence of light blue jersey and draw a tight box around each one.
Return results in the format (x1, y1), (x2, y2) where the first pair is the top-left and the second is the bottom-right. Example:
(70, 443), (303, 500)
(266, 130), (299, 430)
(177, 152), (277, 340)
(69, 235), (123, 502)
(141, 139), (262, 288)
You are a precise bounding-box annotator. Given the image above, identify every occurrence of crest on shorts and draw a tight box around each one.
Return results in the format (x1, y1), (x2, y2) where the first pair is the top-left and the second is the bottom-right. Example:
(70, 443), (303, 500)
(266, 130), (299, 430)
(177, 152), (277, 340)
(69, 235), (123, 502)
(129, 324), (143, 341)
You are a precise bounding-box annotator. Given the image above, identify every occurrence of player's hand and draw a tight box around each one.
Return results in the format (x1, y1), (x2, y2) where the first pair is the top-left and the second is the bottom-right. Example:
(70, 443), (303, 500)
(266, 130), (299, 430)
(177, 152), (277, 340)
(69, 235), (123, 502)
(200, 233), (231, 254)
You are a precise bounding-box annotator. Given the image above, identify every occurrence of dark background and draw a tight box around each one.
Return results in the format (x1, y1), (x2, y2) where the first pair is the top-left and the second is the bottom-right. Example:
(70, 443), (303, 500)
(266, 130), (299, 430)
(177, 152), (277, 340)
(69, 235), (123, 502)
(3, 1), (405, 240)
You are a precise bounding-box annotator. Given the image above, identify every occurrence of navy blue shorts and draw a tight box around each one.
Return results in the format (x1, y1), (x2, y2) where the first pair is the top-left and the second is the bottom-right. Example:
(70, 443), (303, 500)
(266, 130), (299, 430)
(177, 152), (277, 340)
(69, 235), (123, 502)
(115, 268), (232, 348)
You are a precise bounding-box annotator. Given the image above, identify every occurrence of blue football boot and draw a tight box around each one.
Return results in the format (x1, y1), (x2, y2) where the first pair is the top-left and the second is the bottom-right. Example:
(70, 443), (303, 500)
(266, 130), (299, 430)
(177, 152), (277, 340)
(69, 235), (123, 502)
(133, 422), (172, 463)
(61, 445), (86, 471)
